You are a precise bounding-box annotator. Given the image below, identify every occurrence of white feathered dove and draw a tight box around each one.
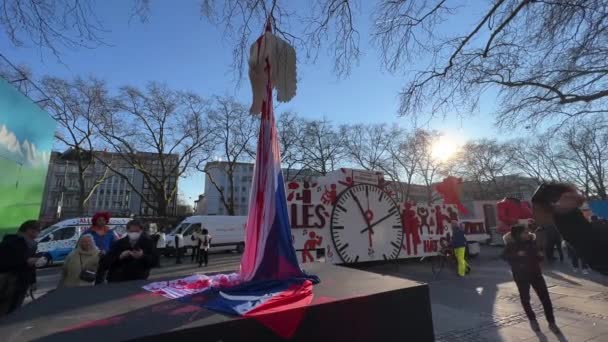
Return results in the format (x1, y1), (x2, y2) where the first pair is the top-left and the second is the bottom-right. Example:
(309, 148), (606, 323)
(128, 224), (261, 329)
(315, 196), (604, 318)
(248, 29), (297, 115)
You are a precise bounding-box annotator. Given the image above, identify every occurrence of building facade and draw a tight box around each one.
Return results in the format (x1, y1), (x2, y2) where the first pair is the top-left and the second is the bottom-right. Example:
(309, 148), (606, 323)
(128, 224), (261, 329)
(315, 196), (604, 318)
(39, 150), (178, 224)
(202, 161), (321, 216)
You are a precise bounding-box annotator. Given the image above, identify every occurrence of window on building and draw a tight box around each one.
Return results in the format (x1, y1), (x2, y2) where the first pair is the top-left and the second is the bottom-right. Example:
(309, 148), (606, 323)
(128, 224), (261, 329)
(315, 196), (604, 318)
(100, 189), (104, 195)
(242, 197), (246, 203)
(55, 177), (64, 187)
(242, 187), (246, 192)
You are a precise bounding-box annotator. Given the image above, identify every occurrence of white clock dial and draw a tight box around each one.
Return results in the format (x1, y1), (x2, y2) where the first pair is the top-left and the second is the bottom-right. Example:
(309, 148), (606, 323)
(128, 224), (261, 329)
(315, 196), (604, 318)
(330, 184), (403, 263)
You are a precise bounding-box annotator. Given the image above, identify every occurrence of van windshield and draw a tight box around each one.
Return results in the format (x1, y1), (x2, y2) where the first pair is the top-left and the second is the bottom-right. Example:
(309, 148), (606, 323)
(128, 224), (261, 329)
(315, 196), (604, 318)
(170, 223), (190, 235)
(38, 225), (58, 239)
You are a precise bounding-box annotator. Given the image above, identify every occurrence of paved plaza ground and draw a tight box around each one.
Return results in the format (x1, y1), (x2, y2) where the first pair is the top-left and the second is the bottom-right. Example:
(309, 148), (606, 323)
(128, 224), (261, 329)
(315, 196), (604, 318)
(29, 246), (608, 341)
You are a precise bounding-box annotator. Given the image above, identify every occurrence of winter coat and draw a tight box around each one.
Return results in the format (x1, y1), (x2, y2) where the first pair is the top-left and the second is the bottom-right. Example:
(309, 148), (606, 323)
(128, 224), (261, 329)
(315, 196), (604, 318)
(59, 248), (100, 287)
(85, 228), (117, 254)
(105, 234), (158, 282)
(451, 228), (467, 248)
(0, 234), (37, 287)
(502, 232), (543, 277)
(554, 209), (608, 275)
(195, 233), (212, 251)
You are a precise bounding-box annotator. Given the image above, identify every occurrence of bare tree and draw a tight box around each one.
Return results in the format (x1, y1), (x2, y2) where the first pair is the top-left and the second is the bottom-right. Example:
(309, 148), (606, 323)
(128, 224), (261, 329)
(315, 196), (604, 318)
(380, 128), (426, 201)
(0, 0), (149, 57)
(415, 130), (443, 203)
(299, 117), (344, 175)
(371, 0), (608, 128)
(100, 82), (215, 217)
(276, 111), (306, 181)
(341, 123), (392, 171)
(42, 76), (113, 215)
(562, 119), (608, 200)
(201, 0), (359, 80)
(202, 96), (257, 215)
(510, 133), (567, 183)
(448, 139), (515, 199)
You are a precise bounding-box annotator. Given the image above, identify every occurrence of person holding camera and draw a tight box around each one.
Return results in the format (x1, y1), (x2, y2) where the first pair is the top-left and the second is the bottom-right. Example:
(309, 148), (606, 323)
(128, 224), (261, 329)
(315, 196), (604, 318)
(502, 225), (559, 334)
(531, 183), (608, 276)
(59, 234), (99, 287)
(105, 220), (159, 283)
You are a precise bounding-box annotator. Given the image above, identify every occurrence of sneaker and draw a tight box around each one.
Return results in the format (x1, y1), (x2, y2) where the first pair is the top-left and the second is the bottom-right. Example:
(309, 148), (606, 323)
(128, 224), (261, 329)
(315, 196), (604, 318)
(582, 269), (589, 275)
(549, 323), (562, 335)
(530, 320), (541, 332)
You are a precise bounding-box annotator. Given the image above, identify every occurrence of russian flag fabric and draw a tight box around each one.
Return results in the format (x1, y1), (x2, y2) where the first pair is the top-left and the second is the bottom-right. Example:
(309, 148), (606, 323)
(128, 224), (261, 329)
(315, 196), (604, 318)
(143, 30), (318, 339)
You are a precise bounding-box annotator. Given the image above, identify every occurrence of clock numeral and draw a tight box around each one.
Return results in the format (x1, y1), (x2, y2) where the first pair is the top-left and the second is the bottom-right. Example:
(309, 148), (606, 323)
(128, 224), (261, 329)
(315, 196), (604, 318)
(379, 192), (384, 202)
(391, 241), (401, 250)
(354, 255), (359, 263)
(333, 225), (344, 230)
(388, 207), (398, 216)
(382, 254), (388, 261)
(392, 225), (401, 229)
(336, 204), (348, 213)
(365, 185), (369, 198)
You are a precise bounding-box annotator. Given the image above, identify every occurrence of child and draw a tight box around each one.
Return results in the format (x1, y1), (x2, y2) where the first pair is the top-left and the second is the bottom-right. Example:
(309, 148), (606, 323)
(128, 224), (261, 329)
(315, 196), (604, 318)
(197, 228), (212, 267)
(502, 225), (560, 334)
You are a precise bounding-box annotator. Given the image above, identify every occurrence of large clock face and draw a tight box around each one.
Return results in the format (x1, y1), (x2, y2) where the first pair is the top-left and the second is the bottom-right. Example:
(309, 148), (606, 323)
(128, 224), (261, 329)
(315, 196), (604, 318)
(330, 184), (403, 263)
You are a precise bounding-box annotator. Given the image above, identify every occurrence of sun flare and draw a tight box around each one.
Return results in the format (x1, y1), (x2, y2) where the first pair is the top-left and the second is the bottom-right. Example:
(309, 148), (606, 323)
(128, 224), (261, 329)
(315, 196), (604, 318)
(431, 135), (462, 162)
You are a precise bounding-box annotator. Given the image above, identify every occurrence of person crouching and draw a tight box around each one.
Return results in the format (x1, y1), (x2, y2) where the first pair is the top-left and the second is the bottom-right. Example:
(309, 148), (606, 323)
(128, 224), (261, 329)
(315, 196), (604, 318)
(502, 225), (560, 334)
(105, 220), (158, 283)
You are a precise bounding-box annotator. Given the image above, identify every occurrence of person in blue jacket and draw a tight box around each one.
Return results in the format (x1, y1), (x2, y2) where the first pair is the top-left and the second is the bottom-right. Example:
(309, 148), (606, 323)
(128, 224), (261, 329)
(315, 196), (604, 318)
(450, 221), (470, 277)
(84, 212), (117, 284)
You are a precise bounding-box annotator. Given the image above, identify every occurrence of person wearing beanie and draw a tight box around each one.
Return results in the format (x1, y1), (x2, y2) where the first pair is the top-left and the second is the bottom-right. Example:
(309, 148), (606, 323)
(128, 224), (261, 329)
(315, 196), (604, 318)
(502, 225), (560, 335)
(84, 212), (117, 284)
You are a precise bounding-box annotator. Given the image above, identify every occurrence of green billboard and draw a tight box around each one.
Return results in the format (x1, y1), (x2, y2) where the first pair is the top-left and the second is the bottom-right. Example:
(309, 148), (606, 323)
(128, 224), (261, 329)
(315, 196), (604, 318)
(0, 78), (56, 235)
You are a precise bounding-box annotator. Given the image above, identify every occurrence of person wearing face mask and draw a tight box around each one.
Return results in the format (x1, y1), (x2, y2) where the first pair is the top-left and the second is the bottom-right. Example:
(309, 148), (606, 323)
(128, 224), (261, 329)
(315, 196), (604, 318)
(105, 220), (158, 283)
(0, 220), (44, 315)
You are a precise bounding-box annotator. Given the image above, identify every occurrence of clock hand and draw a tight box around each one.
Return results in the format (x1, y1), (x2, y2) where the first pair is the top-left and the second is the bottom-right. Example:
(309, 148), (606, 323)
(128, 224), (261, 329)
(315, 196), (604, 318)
(360, 211), (395, 233)
(352, 191), (372, 228)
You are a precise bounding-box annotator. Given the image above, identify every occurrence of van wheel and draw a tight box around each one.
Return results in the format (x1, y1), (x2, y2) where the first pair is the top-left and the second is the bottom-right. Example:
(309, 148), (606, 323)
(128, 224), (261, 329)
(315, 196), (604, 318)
(236, 243), (245, 253)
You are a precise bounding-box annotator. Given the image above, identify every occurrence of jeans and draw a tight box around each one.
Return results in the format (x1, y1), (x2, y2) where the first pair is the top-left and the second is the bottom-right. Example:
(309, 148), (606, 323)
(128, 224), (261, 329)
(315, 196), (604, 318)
(514, 272), (555, 324)
(454, 247), (468, 276)
(198, 249), (208, 267)
(568, 246), (588, 269)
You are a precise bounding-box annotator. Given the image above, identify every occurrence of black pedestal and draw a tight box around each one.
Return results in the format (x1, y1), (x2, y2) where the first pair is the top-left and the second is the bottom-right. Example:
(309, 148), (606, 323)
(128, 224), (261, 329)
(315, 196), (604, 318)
(0, 264), (434, 341)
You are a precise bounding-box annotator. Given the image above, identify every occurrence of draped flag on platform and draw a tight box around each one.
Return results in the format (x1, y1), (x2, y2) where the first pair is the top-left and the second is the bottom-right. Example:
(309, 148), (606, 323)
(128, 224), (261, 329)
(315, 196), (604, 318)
(143, 24), (318, 339)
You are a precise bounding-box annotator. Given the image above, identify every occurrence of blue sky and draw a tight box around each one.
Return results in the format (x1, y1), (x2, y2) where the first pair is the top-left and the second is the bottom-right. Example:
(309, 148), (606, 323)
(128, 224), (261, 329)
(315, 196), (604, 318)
(0, 1), (502, 205)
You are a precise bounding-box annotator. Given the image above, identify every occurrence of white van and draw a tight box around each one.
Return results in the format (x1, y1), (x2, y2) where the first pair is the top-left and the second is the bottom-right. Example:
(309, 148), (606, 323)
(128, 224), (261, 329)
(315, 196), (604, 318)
(36, 217), (131, 266)
(165, 216), (246, 255)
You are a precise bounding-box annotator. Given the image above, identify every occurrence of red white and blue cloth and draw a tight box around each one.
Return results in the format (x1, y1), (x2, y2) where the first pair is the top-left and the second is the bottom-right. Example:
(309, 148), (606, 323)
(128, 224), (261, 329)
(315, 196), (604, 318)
(143, 29), (318, 338)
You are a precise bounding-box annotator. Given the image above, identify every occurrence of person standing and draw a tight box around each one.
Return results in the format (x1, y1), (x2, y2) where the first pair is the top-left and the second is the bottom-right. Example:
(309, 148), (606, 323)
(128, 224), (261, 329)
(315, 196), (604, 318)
(197, 228), (212, 267)
(105, 220), (158, 283)
(566, 241), (589, 274)
(0, 220), (43, 315)
(85, 212), (117, 284)
(191, 226), (202, 263)
(450, 222), (469, 277)
(59, 234), (100, 287)
(502, 225), (560, 334)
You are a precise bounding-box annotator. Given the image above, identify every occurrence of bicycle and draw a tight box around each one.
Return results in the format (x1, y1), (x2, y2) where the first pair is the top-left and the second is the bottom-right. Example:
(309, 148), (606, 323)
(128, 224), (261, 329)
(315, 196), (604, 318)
(431, 244), (455, 278)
